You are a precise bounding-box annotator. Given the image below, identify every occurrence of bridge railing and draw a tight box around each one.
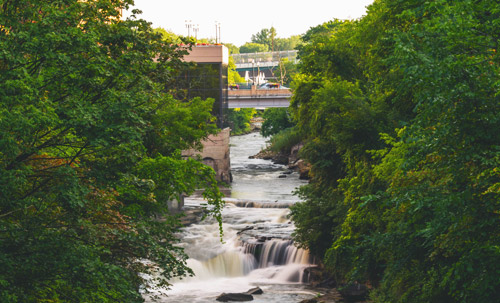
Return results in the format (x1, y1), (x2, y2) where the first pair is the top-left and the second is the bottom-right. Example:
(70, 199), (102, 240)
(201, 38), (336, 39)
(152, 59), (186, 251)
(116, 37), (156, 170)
(228, 88), (292, 97)
(229, 83), (253, 90)
(231, 50), (298, 65)
(229, 83), (291, 91)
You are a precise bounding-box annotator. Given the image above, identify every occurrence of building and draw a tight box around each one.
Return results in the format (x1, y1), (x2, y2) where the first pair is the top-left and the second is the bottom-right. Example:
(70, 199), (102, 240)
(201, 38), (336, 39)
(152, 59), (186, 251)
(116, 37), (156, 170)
(181, 45), (232, 184)
(180, 44), (229, 128)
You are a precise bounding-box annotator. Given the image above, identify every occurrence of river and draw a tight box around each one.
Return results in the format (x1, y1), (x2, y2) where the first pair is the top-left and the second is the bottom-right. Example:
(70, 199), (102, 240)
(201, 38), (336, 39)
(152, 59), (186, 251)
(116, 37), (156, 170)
(145, 132), (316, 302)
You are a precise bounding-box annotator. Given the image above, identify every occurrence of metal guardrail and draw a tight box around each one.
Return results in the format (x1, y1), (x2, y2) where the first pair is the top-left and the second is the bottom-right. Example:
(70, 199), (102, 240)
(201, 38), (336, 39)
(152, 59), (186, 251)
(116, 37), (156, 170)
(228, 88), (292, 97)
(229, 83), (290, 90)
(227, 88), (292, 108)
(229, 83), (252, 90)
(231, 50), (298, 65)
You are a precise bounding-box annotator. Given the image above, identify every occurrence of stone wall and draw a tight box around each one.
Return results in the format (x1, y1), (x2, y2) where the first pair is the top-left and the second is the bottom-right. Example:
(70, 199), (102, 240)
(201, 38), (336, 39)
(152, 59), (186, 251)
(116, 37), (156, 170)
(182, 127), (232, 184)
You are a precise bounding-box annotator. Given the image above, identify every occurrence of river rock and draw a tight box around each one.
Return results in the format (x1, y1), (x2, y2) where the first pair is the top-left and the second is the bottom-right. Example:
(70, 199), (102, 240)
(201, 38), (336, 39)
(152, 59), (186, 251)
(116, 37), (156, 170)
(297, 160), (311, 180)
(299, 299), (318, 303)
(249, 149), (274, 160)
(278, 174), (287, 178)
(178, 207), (205, 226)
(271, 153), (289, 165)
(314, 289), (345, 303)
(303, 266), (331, 287)
(245, 287), (263, 295)
(236, 226), (254, 234)
(216, 292), (254, 302)
(288, 142), (304, 164)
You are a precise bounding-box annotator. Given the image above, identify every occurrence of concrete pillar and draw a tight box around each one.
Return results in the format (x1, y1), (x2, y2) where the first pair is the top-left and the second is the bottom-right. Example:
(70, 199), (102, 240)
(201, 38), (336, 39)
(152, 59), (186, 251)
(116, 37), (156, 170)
(182, 127), (232, 184)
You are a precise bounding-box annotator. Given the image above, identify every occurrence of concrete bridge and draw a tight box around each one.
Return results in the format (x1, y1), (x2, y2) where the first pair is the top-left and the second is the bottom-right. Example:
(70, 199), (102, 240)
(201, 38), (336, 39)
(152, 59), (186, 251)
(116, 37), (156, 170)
(228, 88), (292, 108)
(231, 50), (298, 82)
(180, 46), (294, 194)
(232, 50), (298, 70)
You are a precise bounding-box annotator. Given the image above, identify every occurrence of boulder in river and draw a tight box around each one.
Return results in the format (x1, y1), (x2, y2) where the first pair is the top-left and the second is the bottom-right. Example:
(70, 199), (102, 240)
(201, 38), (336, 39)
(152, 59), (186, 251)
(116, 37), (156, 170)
(216, 292), (254, 302)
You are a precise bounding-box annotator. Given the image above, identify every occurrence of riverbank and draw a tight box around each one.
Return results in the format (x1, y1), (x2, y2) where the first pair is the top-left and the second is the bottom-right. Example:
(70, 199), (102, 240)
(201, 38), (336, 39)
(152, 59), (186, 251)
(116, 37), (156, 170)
(249, 143), (311, 180)
(172, 131), (371, 303)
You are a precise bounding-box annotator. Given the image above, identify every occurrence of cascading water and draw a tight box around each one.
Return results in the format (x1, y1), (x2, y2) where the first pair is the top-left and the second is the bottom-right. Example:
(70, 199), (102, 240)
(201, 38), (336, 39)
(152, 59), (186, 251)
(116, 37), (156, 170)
(144, 132), (316, 303)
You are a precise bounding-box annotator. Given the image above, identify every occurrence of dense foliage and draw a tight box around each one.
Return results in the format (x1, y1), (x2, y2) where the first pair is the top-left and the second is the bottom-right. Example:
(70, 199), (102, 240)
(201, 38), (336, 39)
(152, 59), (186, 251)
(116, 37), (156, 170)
(289, 0), (500, 302)
(239, 42), (269, 53)
(274, 57), (299, 86)
(260, 108), (295, 138)
(0, 0), (224, 302)
(228, 56), (245, 85)
(239, 27), (302, 53)
(224, 108), (256, 135)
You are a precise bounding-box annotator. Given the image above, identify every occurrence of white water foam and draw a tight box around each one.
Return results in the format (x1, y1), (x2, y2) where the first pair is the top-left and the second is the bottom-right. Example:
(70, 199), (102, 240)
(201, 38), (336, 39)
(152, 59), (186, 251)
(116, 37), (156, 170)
(144, 133), (315, 302)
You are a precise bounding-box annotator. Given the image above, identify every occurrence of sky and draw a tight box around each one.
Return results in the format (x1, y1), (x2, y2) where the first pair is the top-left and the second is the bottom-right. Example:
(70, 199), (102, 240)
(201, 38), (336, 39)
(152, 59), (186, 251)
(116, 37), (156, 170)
(123, 0), (375, 47)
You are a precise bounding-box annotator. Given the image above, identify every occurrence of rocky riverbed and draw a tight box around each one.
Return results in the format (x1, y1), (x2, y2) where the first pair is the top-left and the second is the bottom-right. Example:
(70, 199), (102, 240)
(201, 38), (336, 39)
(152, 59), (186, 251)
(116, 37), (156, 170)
(249, 142), (311, 181)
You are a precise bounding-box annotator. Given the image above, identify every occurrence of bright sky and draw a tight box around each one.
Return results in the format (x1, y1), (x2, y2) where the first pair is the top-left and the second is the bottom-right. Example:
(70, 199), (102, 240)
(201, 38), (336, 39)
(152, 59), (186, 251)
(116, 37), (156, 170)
(124, 0), (374, 47)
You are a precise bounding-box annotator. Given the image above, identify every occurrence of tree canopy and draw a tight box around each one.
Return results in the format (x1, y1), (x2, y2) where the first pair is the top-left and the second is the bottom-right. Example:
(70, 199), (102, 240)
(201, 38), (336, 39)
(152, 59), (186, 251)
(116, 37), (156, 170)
(289, 0), (500, 302)
(260, 108), (295, 138)
(0, 0), (223, 301)
(251, 27), (275, 48)
(244, 27), (302, 53)
(239, 42), (269, 53)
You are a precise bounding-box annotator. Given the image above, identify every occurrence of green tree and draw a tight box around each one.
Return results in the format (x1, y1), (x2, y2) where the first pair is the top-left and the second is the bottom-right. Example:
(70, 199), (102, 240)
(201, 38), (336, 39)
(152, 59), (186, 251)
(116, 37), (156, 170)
(239, 42), (269, 53)
(274, 57), (298, 86)
(0, 1), (223, 302)
(275, 35), (302, 51)
(153, 27), (182, 44)
(289, 0), (500, 302)
(260, 108), (295, 137)
(366, 1), (500, 301)
(250, 27), (300, 51)
(251, 28), (272, 48)
(224, 42), (240, 54)
(228, 54), (245, 85)
(224, 108), (256, 135)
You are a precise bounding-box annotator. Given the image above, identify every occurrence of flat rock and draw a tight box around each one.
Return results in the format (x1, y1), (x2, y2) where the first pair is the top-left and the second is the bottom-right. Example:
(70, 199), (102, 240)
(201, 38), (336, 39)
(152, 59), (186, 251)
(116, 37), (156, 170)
(245, 287), (263, 295)
(216, 292), (254, 302)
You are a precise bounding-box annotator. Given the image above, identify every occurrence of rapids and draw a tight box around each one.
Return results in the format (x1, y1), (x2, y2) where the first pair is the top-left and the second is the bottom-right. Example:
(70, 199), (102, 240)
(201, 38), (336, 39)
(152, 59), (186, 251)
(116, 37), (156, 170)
(145, 132), (316, 302)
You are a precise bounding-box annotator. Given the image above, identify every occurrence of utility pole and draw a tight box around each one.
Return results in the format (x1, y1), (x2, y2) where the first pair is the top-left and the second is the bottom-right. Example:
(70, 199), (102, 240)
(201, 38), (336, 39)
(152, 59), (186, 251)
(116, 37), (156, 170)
(185, 20), (193, 37)
(193, 24), (199, 41)
(252, 61), (255, 85)
(257, 62), (260, 85)
(215, 21), (221, 43)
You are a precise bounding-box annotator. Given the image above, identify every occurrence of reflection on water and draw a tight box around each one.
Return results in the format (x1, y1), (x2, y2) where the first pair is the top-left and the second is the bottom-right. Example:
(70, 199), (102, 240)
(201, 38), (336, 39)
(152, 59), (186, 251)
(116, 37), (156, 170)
(144, 132), (314, 303)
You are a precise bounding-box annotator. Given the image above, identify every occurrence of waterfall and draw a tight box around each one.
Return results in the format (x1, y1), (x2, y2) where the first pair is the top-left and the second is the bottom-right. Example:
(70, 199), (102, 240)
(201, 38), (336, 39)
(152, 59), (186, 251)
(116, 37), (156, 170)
(226, 199), (294, 208)
(187, 251), (257, 279)
(184, 239), (314, 282)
